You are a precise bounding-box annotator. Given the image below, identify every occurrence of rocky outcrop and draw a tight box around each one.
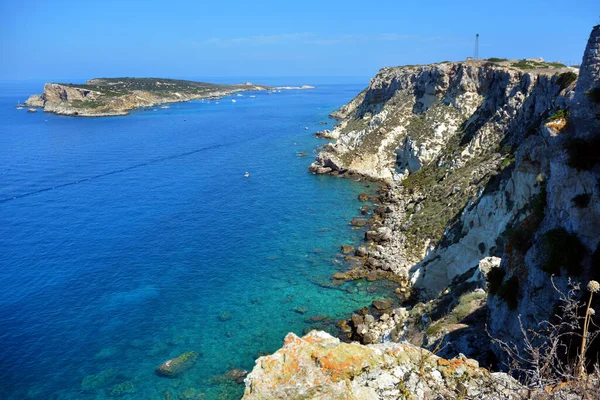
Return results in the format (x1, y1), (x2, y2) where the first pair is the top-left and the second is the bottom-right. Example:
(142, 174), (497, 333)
(242, 330), (521, 399)
(24, 78), (272, 117)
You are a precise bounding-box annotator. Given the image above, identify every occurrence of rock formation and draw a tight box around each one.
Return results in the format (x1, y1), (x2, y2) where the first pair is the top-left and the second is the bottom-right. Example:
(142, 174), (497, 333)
(24, 78), (271, 117)
(242, 330), (521, 399)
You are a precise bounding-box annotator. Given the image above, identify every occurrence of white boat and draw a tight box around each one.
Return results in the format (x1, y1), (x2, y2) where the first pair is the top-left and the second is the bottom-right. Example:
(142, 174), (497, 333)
(244, 172), (250, 178)
(216, 101), (220, 104)
(231, 99), (237, 103)
(237, 94), (243, 97)
(17, 106), (24, 110)
(161, 105), (170, 109)
(27, 108), (37, 113)
(250, 95), (256, 98)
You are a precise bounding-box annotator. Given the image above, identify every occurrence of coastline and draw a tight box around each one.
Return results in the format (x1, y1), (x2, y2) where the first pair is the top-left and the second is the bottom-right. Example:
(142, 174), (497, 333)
(22, 79), (318, 118)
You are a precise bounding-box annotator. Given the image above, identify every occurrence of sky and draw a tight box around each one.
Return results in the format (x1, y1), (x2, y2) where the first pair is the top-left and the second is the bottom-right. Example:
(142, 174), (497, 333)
(0, 0), (598, 81)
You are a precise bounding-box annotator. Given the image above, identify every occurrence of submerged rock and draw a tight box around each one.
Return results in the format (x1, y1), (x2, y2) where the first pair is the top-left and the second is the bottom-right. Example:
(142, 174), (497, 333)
(108, 380), (136, 397)
(350, 217), (368, 227)
(81, 369), (118, 391)
(225, 368), (249, 384)
(340, 244), (355, 254)
(372, 298), (393, 310)
(155, 351), (199, 378)
(358, 193), (370, 202)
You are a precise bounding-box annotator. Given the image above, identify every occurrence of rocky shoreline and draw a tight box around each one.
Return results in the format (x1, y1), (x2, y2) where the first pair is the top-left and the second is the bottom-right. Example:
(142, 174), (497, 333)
(242, 26), (600, 399)
(22, 78), (306, 117)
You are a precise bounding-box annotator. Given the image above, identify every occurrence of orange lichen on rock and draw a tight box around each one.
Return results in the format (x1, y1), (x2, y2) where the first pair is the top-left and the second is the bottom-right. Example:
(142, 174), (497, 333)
(243, 331), (519, 399)
(312, 346), (372, 381)
(546, 118), (568, 133)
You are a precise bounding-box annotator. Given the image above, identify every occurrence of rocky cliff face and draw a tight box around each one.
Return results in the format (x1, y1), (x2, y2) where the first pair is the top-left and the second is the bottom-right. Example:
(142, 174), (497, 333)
(303, 25), (599, 386)
(309, 48), (584, 297)
(487, 25), (600, 360)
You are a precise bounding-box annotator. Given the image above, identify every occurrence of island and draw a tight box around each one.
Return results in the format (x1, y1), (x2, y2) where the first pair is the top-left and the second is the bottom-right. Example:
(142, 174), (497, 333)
(23, 78), (279, 117)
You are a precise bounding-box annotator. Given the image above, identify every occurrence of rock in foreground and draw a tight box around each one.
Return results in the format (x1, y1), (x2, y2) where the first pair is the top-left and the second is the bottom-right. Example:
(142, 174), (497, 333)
(242, 330), (521, 399)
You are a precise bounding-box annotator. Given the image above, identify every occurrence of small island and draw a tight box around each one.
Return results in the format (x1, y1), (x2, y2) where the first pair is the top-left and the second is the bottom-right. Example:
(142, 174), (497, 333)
(23, 78), (279, 117)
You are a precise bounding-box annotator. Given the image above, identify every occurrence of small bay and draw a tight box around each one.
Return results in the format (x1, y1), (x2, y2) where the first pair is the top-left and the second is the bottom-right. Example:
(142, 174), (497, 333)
(0, 79), (391, 399)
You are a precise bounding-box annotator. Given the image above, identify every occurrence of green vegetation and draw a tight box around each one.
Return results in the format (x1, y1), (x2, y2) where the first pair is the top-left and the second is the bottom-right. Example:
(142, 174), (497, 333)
(487, 267), (506, 295)
(497, 276), (520, 310)
(511, 59), (566, 70)
(547, 62), (567, 68)
(546, 109), (569, 122)
(70, 100), (104, 109)
(571, 193), (592, 208)
(500, 155), (516, 170)
(540, 228), (586, 276)
(449, 291), (486, 322)
(486, 57), (508, 62)
(556, 72), (578, 90)
(565, 136), (600, 170)
(425, 291), (486, 336)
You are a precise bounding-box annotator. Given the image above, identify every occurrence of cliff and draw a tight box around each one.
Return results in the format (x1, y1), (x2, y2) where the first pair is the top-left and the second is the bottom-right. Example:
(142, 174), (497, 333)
(487, 25), (600, 363)
(242, 27), (600, 398)
(24, 78), (272, 116)
(309, 55), (580, 295)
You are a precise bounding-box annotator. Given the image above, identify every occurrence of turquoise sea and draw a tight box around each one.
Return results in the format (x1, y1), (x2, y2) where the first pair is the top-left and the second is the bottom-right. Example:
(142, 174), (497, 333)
(0, 79), (395, 399)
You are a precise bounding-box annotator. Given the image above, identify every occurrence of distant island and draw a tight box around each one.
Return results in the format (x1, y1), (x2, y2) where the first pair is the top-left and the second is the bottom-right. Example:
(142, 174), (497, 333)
(23, 78), (314, 117)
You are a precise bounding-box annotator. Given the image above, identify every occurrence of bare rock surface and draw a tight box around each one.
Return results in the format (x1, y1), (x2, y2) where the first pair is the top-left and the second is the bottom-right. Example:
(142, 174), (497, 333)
(242, 330), (521, 399)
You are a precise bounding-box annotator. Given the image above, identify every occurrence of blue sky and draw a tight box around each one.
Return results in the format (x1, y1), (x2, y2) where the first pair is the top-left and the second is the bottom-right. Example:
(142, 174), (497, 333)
(0, 0), (597, 80)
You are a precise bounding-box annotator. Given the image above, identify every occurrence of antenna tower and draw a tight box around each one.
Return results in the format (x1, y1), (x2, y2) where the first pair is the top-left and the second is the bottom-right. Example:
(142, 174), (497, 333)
(475, 34), (479, 60)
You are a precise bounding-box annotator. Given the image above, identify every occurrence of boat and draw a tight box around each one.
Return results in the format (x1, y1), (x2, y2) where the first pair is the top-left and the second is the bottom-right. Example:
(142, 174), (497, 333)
(236, 94), (243, 97)
(27, 108), (37, 113)
(250, 95), (256, 98)
(17, 106), (24, 110)
(216, 101), (220, 104)
(160, 105), (170, 109)
(231, 99), (237, 103)
(244, 172), (250, 178)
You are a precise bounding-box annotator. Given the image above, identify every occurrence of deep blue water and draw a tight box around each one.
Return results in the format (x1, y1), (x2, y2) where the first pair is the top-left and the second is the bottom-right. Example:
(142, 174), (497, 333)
(0, 79), (390, 399)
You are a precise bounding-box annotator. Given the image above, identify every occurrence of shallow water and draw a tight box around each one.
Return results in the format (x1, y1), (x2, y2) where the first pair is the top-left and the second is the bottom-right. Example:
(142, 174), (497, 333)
(0, 79), (391, 399)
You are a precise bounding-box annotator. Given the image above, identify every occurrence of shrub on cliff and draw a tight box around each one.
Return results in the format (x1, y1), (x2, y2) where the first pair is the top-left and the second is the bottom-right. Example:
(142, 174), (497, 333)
(487, 267), (506, 295)
(491, 279), (600, 396)
(586, 87), (600, 103)
(547, 109), (569, 122)
(556, 72), (578, 90)
(540, 228), (586, 276)
(497, 276), (520, 310)
(572, 193), (592, 208)
(565, 135), (600, 170)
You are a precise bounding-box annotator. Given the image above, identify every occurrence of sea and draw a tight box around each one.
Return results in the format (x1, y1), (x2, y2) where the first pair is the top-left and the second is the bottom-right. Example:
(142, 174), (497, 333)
(0, 78), (394, 399)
